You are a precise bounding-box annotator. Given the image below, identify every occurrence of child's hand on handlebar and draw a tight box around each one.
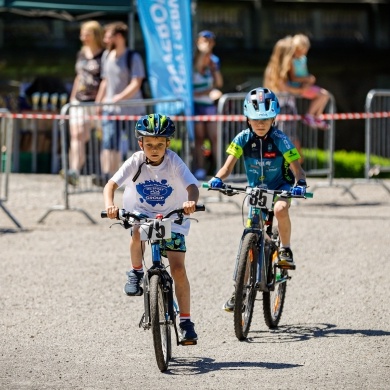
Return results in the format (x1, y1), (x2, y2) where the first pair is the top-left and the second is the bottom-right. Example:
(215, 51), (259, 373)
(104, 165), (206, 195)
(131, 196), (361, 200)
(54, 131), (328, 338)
(183, 200), (196, 215)
(208, 177), (224, 188)
(106, 205), (119, 219)
(291, 179), (307, 196)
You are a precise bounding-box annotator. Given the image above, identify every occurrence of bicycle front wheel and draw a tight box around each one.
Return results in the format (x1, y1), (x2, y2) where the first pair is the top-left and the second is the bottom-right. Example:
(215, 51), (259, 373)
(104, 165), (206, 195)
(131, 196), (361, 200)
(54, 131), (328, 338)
(234, 233), (258, 340)
(150, 274), (172, 372)
(263, 230), (287, 328)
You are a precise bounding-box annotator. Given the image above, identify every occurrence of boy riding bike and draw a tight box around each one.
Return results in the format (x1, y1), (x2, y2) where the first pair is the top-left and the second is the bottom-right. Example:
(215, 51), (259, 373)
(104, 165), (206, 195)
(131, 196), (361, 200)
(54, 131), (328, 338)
(103, 113), (200, 342)
(208, 87), (307, 312)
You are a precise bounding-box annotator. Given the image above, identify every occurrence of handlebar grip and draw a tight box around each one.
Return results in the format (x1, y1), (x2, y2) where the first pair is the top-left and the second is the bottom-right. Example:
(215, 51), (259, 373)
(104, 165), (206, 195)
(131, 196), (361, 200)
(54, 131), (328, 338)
(305, 192), (314, 198)
(202, 182), (210, 189)
(196, 204), (206, 212)
(101, 211), (108, 218)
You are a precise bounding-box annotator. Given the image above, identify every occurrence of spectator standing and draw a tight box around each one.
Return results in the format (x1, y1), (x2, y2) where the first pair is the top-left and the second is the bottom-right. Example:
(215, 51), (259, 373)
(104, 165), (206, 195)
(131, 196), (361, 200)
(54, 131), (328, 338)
(192, 30), (223, 180)
(94, 21), (146, 187)
(66, 20), (104, 185)
(288, 33), (330, 129)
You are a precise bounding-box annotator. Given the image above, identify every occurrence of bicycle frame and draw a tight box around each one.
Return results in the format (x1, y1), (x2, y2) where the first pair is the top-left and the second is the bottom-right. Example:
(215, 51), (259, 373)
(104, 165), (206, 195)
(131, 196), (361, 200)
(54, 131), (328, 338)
(233, 204), (275, 293)
(140, 241), (178, 337)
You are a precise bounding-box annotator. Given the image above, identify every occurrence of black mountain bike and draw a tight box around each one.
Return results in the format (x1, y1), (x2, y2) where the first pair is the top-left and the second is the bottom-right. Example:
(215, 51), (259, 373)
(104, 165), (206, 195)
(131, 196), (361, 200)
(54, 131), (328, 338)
(102, 205), (205, 371)
(204, 183), (312, 340)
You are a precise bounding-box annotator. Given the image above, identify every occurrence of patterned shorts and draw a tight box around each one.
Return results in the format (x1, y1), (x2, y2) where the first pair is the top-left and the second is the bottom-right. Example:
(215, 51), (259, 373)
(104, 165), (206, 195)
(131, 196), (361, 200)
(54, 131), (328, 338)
(159, 232), (186, 258)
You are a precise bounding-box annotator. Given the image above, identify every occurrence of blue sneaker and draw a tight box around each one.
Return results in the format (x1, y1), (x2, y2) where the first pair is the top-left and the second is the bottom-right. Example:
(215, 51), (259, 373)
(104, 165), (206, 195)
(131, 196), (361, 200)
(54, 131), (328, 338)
(179, 320), (198, 343)
(124, 270), (144, 296)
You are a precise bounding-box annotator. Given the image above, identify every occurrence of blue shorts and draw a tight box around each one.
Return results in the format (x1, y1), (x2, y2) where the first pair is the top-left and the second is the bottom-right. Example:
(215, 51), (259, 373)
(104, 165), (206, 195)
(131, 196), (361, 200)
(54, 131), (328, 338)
(194, 103), (217, 122)
(273, 182), (293, 205)
(159, 232), (186, 257)
(102, 117), (122, 151)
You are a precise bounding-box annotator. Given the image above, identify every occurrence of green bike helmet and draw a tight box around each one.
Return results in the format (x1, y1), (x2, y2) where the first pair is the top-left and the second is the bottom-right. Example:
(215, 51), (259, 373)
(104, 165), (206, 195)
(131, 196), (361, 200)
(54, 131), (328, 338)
(243, 87), (280, 120)
(135, 113), (175, 139)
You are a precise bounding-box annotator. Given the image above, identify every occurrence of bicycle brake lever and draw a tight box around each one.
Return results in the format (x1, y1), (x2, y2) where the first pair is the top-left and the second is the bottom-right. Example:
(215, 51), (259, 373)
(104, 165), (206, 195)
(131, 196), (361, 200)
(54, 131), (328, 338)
(109, 221), (124, 229)
(225, 189), (238, 197)
(184, 217), (199, 223)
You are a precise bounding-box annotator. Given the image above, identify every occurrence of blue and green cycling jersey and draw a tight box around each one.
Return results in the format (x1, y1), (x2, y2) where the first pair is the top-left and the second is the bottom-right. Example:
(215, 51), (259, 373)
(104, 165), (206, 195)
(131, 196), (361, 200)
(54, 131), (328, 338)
(226, 127), (301, 189)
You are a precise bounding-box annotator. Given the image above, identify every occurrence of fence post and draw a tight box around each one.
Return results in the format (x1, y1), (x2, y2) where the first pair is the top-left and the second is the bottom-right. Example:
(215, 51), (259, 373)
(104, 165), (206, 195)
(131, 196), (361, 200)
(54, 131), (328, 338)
(0, 109), (23, 229)
(346, 89), (390, 195)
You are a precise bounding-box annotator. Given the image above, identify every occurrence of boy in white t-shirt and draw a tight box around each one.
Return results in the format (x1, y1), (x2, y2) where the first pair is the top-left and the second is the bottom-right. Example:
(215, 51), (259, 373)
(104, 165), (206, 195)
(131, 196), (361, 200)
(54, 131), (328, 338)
(103, 113), (200, 342)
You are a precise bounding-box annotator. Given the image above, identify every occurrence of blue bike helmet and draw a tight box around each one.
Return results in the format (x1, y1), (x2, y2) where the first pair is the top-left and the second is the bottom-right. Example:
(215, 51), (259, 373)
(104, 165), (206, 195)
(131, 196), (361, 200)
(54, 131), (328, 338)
(243, 88), (280, 120)
(135, 113), (175, 139)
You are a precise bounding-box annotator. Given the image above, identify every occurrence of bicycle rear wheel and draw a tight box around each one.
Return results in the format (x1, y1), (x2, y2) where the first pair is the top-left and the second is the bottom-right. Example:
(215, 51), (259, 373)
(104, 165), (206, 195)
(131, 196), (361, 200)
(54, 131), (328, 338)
(263, 229), (287, 328)
(234, 233), (258, 340)
(150, 274), (171, 372)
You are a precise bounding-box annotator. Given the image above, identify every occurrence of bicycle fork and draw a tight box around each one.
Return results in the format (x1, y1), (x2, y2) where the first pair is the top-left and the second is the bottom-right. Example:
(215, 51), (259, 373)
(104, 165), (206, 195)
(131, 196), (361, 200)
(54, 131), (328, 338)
(138, 242), (182, 344)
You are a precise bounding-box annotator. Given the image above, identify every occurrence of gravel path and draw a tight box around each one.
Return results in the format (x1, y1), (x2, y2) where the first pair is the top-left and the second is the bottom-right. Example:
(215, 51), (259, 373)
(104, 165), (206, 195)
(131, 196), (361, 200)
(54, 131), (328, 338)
(1, 174), (390, 389)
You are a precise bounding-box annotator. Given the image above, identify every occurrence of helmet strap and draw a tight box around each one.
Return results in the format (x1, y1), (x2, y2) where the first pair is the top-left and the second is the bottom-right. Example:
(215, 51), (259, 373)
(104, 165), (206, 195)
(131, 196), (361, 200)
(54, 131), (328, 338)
(131, 156), (165, 182)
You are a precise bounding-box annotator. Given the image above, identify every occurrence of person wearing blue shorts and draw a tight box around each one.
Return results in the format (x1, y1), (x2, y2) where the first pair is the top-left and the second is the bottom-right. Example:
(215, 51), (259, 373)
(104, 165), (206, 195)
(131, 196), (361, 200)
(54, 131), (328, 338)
(95, 22), (146, 186)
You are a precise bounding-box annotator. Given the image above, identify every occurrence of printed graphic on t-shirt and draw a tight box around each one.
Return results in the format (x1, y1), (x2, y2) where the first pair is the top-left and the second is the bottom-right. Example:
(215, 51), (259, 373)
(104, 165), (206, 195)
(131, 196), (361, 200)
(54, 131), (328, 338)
(136, 179), (173, 207)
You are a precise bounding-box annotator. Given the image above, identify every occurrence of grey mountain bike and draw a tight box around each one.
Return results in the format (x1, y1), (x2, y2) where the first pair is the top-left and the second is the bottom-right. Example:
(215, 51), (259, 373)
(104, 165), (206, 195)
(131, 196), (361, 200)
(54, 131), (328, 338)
(203, 183), (312, 340)
(102, 205), (205, 371)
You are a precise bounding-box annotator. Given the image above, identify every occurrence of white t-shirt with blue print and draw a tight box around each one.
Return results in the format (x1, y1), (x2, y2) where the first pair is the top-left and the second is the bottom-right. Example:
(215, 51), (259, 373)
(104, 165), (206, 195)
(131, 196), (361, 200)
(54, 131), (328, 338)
(111, 149), (199, 236)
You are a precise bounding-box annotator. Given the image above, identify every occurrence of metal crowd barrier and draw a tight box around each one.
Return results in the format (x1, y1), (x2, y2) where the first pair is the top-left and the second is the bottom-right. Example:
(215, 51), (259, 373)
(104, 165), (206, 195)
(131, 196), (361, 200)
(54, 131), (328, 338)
(216, 92), (337, 176)
(347, 89), (390, 194)
(38, 98), (188, 224)
(0, 109), (22, 228)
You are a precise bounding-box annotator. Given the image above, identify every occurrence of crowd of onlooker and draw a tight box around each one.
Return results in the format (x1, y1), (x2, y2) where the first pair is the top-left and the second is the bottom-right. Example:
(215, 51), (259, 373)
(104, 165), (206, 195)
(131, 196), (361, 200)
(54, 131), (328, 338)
(2, 19), (331, 183)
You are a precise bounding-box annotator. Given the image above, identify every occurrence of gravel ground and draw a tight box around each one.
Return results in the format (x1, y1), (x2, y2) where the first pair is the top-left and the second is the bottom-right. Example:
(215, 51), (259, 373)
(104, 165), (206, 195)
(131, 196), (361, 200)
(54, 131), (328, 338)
(1, 174), (390, 389)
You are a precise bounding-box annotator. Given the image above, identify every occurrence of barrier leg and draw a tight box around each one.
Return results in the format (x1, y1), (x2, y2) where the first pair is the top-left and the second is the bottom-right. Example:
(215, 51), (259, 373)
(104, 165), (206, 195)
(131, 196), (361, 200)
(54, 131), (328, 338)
(346, 178), (390, 195)
(38, 204), (97, 224)
(0, 200), (23, 229)
(311, 179), (358, 200)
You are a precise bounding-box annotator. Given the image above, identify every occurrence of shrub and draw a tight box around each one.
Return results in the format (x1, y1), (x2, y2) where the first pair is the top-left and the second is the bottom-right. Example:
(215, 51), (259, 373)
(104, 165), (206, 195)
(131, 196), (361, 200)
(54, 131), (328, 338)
(302, 149), (390, 178)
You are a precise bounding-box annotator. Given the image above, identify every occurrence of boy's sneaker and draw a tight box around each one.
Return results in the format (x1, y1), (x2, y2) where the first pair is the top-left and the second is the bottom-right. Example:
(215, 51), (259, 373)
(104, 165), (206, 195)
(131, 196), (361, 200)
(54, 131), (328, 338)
(124, 270), (144, 296)
(302, 114), (317, 129)
(222, 292), (235, 312)
(60, 169), (79, 186)
(277, 247), (296, 270)
(179, 320), (198, 343)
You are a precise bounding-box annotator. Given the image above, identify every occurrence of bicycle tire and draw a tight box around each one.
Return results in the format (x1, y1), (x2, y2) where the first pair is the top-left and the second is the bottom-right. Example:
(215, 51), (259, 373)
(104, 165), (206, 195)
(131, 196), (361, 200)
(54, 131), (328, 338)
(150, 274), (171, 372)
(234, 233), (258, 340)
(263, 229), (287, 328)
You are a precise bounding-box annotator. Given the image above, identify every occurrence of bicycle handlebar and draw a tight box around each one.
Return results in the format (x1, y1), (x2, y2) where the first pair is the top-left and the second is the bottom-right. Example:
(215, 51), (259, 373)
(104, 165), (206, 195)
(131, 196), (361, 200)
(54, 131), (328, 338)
(202, 182), (314, 199)
(101, 204), (206, 220)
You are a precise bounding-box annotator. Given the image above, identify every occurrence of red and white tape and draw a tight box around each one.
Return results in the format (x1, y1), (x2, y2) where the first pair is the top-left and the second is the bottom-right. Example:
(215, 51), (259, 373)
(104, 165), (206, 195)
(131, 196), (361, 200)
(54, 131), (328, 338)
(0, 112), (390, 121)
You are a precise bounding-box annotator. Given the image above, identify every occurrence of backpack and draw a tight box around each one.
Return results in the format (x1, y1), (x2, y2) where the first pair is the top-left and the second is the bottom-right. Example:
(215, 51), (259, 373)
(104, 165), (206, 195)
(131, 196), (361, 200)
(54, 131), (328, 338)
(126, 49), (151, 99)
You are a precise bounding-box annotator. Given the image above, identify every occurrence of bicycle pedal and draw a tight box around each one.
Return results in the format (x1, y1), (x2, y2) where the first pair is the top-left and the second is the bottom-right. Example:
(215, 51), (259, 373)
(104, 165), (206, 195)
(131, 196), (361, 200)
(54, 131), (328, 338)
(179, 339), (197, 346)
(138, 313), (145, 328)
(277, 262), (296, 270)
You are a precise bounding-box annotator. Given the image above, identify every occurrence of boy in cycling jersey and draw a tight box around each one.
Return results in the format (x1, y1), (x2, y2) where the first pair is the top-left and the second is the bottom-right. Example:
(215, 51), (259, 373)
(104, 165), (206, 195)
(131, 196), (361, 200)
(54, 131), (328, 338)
(103, 113), (200, 342)
(208, 87), (307, 312)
